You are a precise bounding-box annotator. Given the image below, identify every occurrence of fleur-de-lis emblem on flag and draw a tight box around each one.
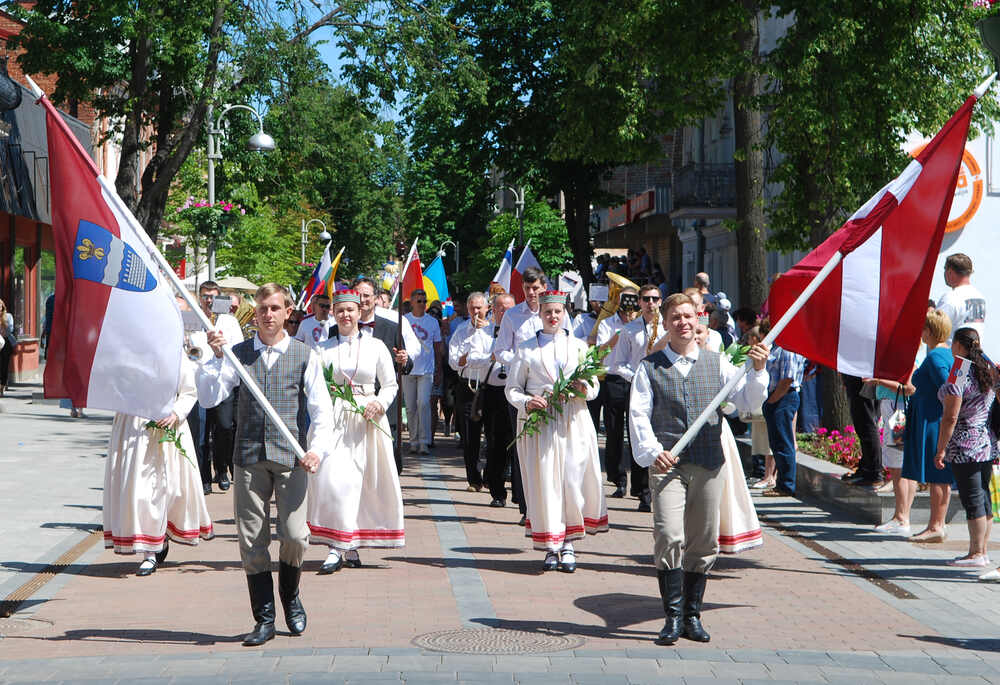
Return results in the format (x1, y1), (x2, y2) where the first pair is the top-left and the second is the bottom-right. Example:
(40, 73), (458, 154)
(76, 238), (105, 262)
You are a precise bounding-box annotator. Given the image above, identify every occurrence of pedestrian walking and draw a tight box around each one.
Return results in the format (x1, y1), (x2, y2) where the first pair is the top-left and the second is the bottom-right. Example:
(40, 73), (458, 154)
(403, 289), (444, 455)
(309, 289), (404, 573)
(196, 283), (334, 646)
(505, 291), (608, 572)
(629, 292), (769, 645)
(103, 355), (213, 576)
(934, 327), (997, 572)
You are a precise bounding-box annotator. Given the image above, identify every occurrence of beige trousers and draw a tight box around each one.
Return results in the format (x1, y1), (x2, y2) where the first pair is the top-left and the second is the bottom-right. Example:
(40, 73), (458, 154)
(235, 460), (309, 574)
(649, 461), (725, 573)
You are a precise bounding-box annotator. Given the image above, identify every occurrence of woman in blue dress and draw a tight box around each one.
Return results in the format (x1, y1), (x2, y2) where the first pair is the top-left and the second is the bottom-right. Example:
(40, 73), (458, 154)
(866, 310), (953, 540)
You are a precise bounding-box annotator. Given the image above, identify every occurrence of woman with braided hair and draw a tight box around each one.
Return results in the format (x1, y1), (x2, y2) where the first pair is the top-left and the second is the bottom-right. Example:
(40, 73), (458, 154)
(934, 327), (998, 572)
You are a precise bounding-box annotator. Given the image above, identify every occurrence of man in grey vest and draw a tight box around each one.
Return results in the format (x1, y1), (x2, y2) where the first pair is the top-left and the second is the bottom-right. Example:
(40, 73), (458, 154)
(629, 292), (768, 645)
(198, 283), (334, 646)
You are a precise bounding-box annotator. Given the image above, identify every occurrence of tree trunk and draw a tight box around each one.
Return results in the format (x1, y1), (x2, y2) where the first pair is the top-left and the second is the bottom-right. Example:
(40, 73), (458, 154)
(563, 181), (595, 285)
(732, 1), (768, 311)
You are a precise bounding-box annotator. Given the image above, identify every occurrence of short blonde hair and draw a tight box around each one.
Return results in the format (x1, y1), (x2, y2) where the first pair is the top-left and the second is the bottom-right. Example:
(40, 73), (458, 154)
(255, 283), (294, 308)
(924, 309), (951, 346)
(663, 292), (695, 315)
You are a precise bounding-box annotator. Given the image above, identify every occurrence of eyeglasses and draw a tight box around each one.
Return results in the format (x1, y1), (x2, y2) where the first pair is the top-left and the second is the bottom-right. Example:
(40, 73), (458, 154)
(641, 295), (661, 302)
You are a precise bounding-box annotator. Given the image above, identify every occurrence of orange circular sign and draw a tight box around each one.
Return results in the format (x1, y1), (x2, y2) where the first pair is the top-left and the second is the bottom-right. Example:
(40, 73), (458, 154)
(911, 145), (983, 234)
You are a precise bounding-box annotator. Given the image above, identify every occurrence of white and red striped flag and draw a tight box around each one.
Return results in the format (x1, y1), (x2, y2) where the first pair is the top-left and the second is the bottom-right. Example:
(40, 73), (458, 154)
(767, 84), (983, 381)
(491, 238), (515, 293)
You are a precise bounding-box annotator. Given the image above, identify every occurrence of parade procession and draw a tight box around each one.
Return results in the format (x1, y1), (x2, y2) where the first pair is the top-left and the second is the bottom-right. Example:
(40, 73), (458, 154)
(5, 2), (1000, 683)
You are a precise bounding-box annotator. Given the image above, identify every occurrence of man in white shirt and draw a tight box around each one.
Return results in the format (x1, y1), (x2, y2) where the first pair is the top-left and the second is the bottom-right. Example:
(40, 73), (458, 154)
(448, 292), (490, 492)
(187, 280), (245, 495)
(295, 293), (332, 348)
(197, 283), (334, 647)
(453, 293), (518, 507)
(403, 289), (444, 455)
(629, 292), (768, 646)
(604, 284), (664, 509)
(937, 253), (986, 342)
(492, 267), (573, 367)
(573, 299), (608, 433)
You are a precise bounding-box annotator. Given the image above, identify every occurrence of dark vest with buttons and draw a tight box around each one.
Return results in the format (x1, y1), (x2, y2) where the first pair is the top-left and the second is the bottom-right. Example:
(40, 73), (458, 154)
(232, 338), (311, 469)
(641, 348), (724, 469)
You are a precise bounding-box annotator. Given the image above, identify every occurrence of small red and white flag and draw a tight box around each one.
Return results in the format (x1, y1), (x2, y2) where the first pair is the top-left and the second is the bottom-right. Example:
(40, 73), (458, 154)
(946, 355), (972, 391)
(39, 90), (182, 418)
(768, 84), (981, 381)
(491, 238), (515, 294)
(396, 238), (424, 303)
(511, 240), (541, 303)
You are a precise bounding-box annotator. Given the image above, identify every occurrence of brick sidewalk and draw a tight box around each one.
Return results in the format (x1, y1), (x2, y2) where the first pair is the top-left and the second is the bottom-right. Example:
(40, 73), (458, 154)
(0, 433), (957, 660)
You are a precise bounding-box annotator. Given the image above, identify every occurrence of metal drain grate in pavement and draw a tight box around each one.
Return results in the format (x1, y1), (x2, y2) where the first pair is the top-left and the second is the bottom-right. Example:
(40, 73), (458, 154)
(0, 617), (54, 638)
(413, 628), (584, 654)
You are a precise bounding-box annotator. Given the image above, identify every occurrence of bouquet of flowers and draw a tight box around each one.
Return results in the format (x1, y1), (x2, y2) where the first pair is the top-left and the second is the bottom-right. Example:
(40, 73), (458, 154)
(324, 365), (392, 437)
(144, 420), (196, 469)
(511, 345), (610, 446)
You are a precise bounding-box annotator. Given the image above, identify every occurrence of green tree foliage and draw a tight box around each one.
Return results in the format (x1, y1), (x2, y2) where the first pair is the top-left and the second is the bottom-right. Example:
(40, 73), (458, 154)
(463, 201), (573, 292)
(765, 1), (1000, 250)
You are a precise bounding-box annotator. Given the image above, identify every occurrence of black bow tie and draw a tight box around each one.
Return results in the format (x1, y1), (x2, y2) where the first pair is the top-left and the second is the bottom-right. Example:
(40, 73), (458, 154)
(359, 321), (376, 329)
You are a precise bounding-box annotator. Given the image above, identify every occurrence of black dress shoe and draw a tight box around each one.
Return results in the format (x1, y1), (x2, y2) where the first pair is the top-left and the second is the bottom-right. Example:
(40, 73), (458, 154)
(344, 552), (362, 569)
(637, 501), (652, 513)
(610, 486), (626, 498)
(203, 483), (212, 496)
(218, 476), (231, 491)
(154, 540), (169, 565)
(518, 515), (527, 526)
(319, 553), (344, 574)
(489, 498), (506, 508)
(558, 550), (576, 573)
(542, 552), (559, 571)
(136, 559), (157, 576)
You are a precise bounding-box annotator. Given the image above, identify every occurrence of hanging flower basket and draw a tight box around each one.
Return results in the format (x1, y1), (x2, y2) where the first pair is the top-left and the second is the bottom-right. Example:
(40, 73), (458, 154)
(175, 198), (244, 242)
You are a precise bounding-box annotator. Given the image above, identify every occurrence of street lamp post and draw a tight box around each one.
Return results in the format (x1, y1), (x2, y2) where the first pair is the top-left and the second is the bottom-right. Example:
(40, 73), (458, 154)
(206, 103), (275, 281)
(437, 239), (459, 272)
(505, 185), (526, 247)
(301, 218), (330, 263)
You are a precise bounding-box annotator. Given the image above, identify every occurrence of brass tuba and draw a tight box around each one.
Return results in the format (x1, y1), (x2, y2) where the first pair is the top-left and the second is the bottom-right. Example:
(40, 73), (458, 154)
(233, 298), (258, 338)
(588, 272), (640, 345)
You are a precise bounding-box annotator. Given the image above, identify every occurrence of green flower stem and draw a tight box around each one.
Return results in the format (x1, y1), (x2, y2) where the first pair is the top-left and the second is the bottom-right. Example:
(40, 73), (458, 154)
(144, 420), (197, 471)
(324, 365), (393, 438)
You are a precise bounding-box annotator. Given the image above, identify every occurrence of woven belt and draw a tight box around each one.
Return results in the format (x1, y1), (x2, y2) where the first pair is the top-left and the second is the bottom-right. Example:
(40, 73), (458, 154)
(351, 383), (376, 395)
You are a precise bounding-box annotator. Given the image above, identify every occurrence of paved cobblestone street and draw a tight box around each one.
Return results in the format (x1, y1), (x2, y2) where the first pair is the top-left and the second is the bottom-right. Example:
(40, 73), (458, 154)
(2, 383), (1000, 683)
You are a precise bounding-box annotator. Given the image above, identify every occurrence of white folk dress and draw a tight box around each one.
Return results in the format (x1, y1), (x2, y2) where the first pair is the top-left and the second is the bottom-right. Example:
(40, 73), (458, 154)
(506, 331), (609, 551)
(717, 419), (763, 553)
(103, 357), (213, 553)
(308, 333), (404, 550)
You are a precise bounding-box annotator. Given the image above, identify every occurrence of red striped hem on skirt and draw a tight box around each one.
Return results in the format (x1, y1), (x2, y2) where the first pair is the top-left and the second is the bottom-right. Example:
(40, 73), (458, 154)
(308, 523), (405, 549)
(718, 528), (763, 554)
(524, 515), (610, 549)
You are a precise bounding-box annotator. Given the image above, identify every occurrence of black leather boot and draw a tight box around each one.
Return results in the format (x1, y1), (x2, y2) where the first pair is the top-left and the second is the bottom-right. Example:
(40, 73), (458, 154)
(682, 571), (711, 642)
(278, 562), (307, 635)
(243, 572), (276, 646)
(655, 568), (684, 645)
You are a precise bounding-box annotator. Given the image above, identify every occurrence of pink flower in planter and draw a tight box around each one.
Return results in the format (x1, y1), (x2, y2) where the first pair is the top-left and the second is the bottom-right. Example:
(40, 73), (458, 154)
(844, 425), (855, 434)
(816, 427), (828, 436)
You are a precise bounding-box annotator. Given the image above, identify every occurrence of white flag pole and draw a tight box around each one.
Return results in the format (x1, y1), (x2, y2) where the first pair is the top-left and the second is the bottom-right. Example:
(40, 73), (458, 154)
(669, 251), (844, 456)
(26, 75), (308, 462)
(390, 237), (419, 308)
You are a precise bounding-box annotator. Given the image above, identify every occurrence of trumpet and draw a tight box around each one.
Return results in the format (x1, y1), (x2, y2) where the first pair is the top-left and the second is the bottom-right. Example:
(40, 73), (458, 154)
(588, 272), (640, 345)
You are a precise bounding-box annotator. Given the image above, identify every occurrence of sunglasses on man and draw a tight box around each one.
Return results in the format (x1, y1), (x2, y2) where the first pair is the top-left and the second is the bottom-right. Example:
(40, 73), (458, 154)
(640, 295), (661, 303)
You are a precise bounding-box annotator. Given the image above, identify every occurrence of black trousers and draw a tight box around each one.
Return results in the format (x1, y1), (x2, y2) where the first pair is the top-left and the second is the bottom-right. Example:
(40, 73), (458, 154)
(456, 382), (484, 488)
(483, 385), (516, 503)
(588, 380), (606, 435)
(506, 402), (527, 514)
(0, 343), (11, 388)
(189, 394), (236, 485)
(603, 374), (649, 501)
(842, 374), (883, 480)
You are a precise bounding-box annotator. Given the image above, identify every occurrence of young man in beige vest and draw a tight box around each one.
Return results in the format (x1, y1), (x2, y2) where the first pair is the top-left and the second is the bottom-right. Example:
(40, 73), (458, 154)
(629, 292), (768, 645)
(198, 284), (334, 646)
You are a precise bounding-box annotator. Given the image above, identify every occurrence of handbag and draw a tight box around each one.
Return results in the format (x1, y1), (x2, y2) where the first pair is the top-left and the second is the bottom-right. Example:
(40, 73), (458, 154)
(887, 384), (907, 445)
(468, 361), (497, 423)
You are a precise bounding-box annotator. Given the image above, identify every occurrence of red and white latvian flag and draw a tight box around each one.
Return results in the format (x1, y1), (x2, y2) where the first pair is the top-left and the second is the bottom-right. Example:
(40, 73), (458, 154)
(947, 356), (972, 393)
(768, 84), (981, 381)
(39, 89), (182, 418)
(510, 240), (542, 303)
(397, 238), (424, 303)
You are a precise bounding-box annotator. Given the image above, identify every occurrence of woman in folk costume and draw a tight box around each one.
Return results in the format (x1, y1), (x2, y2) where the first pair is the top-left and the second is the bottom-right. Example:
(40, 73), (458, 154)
(505, 291), (608, 573)
(308, 289), (404, 573)
(691, 325), (763, 554)
(103, 355), (213, 576)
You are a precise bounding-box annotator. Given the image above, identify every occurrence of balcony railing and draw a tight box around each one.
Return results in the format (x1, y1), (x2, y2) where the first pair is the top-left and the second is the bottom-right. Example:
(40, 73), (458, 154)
(672, 163), (735, 209)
